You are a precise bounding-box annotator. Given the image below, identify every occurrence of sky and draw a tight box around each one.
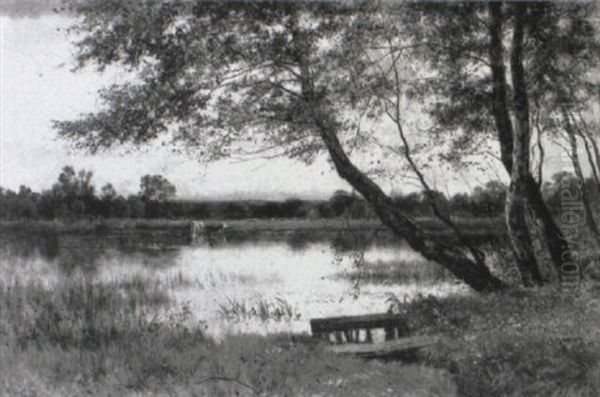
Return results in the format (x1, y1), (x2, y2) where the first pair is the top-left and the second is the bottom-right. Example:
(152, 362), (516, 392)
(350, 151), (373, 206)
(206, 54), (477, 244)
(0, 10), (357, 200)
(0, 3), (592, 200)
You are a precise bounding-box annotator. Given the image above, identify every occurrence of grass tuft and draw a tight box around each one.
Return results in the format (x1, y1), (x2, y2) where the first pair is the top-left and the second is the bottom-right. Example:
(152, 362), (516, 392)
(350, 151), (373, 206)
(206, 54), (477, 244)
(217, 294), (301, 322)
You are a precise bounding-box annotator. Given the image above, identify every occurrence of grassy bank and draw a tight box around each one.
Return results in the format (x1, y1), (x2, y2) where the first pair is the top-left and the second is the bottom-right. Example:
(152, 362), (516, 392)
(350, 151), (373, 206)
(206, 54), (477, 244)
(0, 277), (455, 396)
(401, 285), (600, 396)
(1, 272), (599, 395)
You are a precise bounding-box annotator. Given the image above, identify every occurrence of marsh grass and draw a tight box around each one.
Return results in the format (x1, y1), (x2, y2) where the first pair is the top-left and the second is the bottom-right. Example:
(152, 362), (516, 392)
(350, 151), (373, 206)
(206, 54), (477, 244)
(0, 277), (173, 349)
(0, 276), (454, 396)
(335, 258), (455, 285)
(218, 294), (301, 322)
(202, 270), (267, 288)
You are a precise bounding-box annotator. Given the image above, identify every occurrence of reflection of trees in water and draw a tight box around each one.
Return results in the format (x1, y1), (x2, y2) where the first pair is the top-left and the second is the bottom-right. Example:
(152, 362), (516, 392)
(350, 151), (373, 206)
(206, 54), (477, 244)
(330, 230), (385, 252)
(0, 230), (60, 260)
(0, 230), (184, 277)
(228, 229), (395, 252)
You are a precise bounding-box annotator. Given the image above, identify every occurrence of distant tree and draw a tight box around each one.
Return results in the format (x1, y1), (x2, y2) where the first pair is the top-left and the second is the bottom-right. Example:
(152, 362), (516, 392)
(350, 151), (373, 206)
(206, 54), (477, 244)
(282, 198), (307, 218)
(316, 202), (335, 219)
(0, 188), (9, 218)
(254, 201), (282, 219)
(543, 172), (578, 215)
(329, 190), (355, 217)
(38, 166), (97, 219)
(472, 181), (508, 217)
(127, 195), (146, 218)
(16, 185), (40, 219)
(98, 183), (118, 217)
(139, 175), (176, 202)
(112, 195), (131, 218)
(392, 192), (422, 215)
(346, 199), (371, 219)
(449, 193), (471, 216)
(54, 203), (71, 219)
(100, 183), (117, 200)
(0, 186), (39, 219)
(71, 200), (86, 217)
(221, 202), (248, 219)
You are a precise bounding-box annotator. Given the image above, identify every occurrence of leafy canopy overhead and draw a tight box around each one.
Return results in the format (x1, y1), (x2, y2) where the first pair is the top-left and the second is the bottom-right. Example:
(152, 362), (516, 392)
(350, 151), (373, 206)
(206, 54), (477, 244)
(55, 1), (599, 171)
(56, 0), (387, 161)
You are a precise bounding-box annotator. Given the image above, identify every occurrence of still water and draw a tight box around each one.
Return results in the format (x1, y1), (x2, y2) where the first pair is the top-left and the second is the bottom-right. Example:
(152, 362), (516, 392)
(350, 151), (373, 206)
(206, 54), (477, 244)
(0, 227), (468, 337)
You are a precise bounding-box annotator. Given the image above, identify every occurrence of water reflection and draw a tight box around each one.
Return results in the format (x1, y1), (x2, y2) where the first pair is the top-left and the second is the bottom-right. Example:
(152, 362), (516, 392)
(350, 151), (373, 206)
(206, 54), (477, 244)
(0, 228), (469, 337)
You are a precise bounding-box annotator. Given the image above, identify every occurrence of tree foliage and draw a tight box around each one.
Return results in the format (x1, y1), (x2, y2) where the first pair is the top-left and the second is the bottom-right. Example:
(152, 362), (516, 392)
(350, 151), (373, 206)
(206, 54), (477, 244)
(139, 174), (177, 202)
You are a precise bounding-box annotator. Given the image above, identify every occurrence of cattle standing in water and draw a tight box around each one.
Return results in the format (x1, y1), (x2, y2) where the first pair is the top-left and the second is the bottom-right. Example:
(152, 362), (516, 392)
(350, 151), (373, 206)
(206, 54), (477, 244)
(189, 221), (227, 245)
(189, 220), (205, 243)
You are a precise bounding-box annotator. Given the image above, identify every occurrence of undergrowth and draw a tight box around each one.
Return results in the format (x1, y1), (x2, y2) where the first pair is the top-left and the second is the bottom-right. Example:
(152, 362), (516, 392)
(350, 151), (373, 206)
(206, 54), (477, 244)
(387, 285), (600, 396)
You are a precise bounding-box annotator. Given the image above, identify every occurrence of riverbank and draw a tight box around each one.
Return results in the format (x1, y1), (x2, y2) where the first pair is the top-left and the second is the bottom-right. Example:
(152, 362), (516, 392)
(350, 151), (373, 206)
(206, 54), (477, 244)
(3, 216), (596, 395)
(1, 277), (598, 396)
(0, 216), (506, 237)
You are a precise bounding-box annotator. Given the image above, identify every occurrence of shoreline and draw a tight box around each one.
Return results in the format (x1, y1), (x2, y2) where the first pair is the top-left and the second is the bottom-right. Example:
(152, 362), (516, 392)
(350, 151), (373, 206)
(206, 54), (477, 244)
(0, 216), (506, 236)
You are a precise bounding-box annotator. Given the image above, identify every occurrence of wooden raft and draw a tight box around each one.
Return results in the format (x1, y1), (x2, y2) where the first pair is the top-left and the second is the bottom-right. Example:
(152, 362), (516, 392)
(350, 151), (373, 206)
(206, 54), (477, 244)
(310, 313), (438, 357)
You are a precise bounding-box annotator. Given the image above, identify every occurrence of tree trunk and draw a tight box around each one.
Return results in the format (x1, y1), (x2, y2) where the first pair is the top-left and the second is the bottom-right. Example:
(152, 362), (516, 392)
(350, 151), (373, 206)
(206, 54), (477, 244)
(489, 3), (542, 285)
(293, 33), (505, 292)
(575, 116), (600, 190)
(523, 174), (573, 278)
(488, 3), (572, 282)
(507, 5), (544, 284)
(562, 108), (600, 246)
(385, 59), (487, 270)
(313, 112), (506, 292)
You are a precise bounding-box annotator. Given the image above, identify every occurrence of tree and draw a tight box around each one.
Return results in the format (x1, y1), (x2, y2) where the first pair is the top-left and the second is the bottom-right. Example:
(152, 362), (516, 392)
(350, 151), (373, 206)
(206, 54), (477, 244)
(100, 183), (117, 200)
(127, 195), (146, 218)
(329, 190), (355, 217)
(386, 2), (599, 284)
(282, 198), (307, 218)
(0, 186), (39, 219)
(449, 193), (471, 217)
(223, 201), (250, 219)
(561, 109), (600, 246)
(42, 165), (97, 218)
(54, 1), (599, 291)
(99, 183), (118, 217)
(393, 192), (423, 215)
(471, 181), (507, 218)
(139, 175), (176, 202)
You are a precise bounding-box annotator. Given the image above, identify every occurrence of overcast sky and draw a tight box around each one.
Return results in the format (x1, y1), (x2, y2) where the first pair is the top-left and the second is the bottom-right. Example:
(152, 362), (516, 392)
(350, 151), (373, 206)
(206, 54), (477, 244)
(0, 4), (590, 200)
(0, 11), (361, 200)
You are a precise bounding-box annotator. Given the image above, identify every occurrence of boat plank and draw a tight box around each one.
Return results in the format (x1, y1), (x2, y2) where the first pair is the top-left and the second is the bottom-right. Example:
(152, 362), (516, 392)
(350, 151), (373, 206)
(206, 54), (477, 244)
(310, 313), (407, 333)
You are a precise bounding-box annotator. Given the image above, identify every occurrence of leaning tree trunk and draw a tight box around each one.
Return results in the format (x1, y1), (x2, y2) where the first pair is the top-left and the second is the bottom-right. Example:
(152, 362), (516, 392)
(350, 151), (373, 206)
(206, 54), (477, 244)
(312, 110), (506, 292)
(292, 38), (506, 292)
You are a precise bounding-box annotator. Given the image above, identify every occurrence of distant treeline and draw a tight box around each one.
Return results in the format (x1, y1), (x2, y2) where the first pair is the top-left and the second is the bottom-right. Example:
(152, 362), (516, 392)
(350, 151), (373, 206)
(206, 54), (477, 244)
(0, 166), (596, 221)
